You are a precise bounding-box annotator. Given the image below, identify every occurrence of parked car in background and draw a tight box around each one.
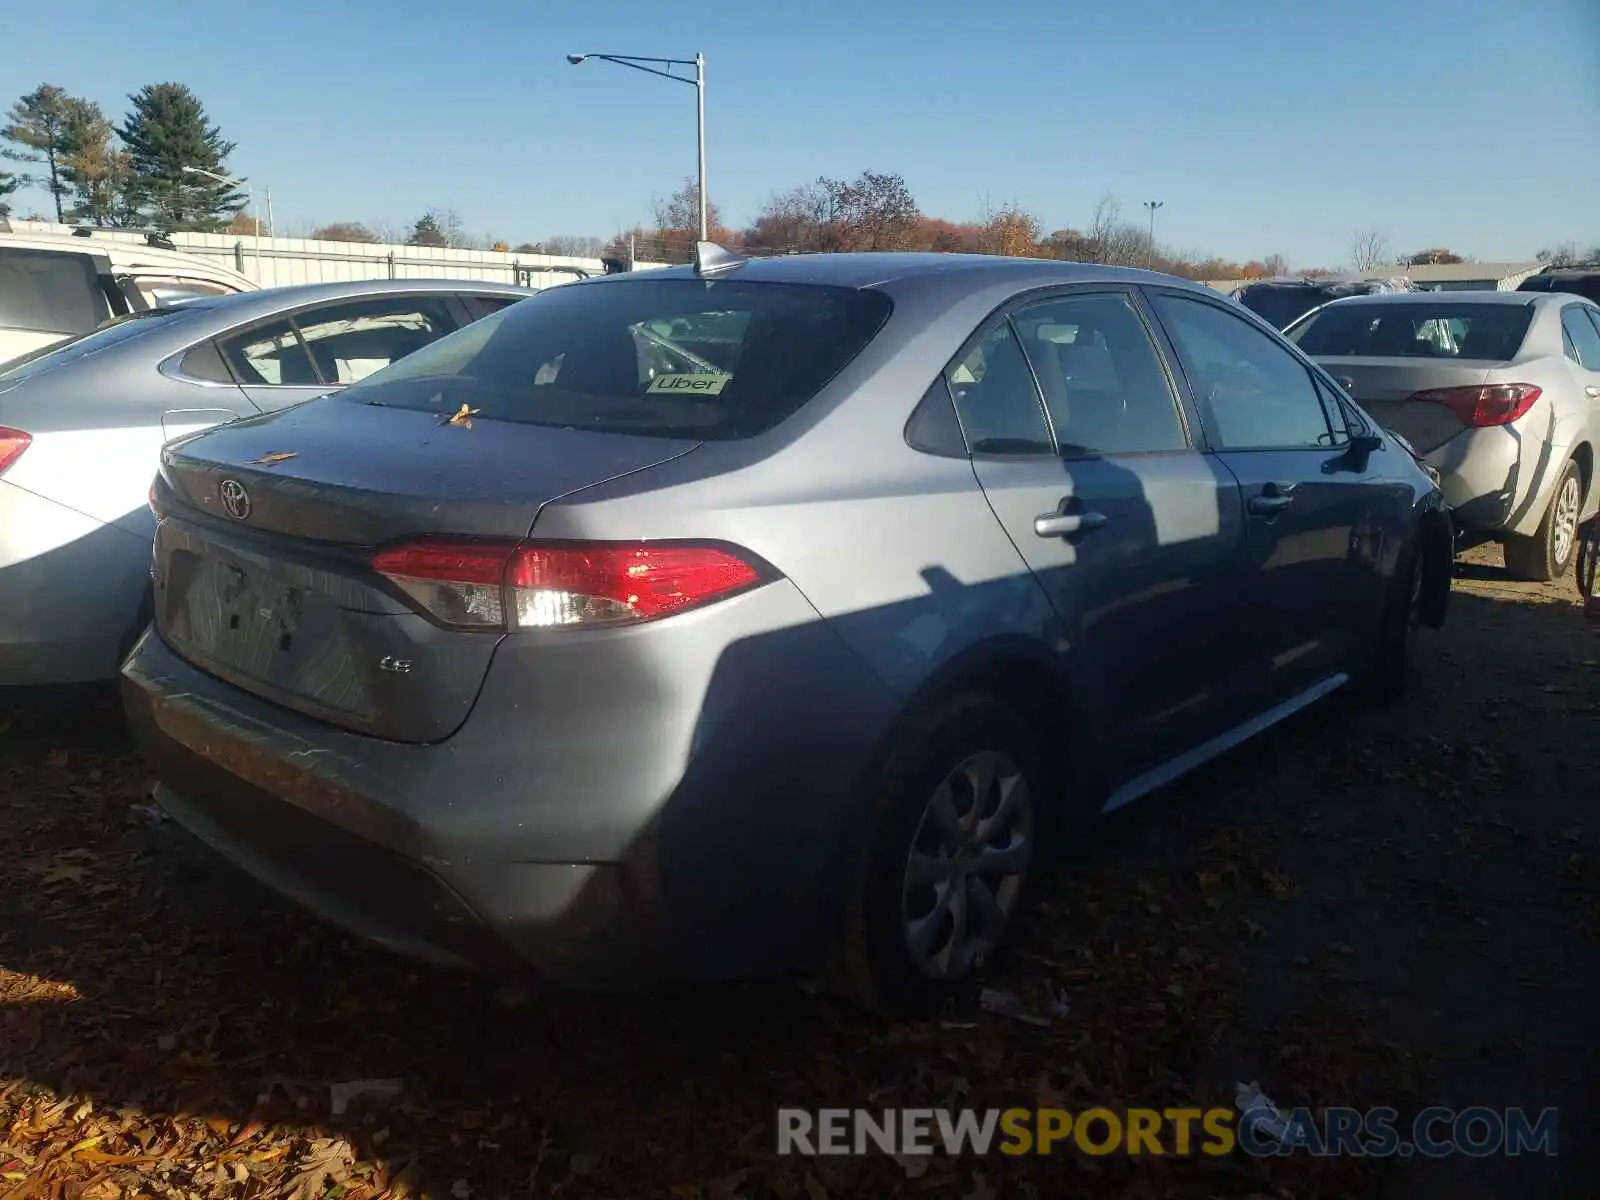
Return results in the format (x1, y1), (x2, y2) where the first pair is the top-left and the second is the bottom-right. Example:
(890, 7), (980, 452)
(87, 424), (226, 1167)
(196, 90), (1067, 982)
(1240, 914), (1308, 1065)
(1518, 266), (1600, 305)
(1286, 291), (1600, 580)
(123, 251), (1451, 1017)
(1234, 276), (1413, 331)
(0, 278), (535, 686)
(0, 225), (257, 364)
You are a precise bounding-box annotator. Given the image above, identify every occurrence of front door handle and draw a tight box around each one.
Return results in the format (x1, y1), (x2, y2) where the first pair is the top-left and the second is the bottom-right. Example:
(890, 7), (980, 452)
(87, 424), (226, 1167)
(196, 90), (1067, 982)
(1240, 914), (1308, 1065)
(1034, 510), (1108, 538)
(1585, 385), (1600, 398)
(1248, 487), (1296, 517)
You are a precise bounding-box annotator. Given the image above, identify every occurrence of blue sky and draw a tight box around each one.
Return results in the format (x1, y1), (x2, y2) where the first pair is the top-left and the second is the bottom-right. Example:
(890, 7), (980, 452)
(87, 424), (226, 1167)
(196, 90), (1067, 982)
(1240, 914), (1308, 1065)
(5, 0), (1596, 267)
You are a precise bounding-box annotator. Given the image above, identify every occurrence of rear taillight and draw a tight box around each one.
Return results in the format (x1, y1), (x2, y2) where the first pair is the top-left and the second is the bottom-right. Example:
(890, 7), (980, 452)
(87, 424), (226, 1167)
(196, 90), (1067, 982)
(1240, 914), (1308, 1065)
(371, 539), (768, 630)
(0, 427), (30, 476)
(1410, 383), (1541, 428)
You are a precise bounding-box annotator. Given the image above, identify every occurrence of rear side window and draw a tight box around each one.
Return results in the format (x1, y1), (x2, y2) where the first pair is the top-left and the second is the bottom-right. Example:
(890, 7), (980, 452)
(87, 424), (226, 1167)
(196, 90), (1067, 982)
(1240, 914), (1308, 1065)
(947, 323), (1054, 456)
(291, 296), (457, 383)
(1009, 293), (1188, 455)
(334, 279), (893, 439)
(1561, 306), (1600, 371)
(217, 296), (459, 387)
(464, 294), (525, 320)
(0, 248), (108, 335)
(221, 318), (318, 385)
(1289, 302), (1533, 361)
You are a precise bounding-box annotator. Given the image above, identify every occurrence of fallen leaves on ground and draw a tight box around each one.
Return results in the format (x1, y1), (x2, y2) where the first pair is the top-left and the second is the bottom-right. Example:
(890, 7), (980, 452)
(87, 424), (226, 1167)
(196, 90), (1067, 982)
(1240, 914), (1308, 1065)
(1, 555), (1594, 1199)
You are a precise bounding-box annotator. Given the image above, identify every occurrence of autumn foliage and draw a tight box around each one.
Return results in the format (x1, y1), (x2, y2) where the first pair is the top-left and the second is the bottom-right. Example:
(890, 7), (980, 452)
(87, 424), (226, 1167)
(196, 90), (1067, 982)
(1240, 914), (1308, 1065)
(609, 175), (1304, 281)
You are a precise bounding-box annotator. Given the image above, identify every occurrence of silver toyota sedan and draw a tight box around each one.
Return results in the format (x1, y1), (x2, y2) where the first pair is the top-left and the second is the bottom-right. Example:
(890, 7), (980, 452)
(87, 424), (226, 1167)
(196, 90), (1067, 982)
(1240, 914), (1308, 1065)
(122, 250), (1453, 1017)
(0, 278), (534, 685)
(1286, 290), (1600, 580)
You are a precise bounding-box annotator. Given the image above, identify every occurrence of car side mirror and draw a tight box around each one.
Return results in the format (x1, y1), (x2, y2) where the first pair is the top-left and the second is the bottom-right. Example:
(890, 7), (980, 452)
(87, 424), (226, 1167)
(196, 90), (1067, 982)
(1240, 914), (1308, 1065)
(1342, 431), (1383, 472)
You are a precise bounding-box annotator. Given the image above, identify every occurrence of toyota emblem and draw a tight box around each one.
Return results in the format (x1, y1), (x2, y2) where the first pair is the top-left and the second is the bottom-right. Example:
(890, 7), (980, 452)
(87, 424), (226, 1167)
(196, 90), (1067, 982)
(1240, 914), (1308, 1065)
(218, 478), (251, 521)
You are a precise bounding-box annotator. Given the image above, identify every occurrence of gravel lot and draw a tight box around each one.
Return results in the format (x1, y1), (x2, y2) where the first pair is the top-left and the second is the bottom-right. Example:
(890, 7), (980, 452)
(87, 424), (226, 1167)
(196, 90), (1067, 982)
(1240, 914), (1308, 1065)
(2, 544), (1595, 1199)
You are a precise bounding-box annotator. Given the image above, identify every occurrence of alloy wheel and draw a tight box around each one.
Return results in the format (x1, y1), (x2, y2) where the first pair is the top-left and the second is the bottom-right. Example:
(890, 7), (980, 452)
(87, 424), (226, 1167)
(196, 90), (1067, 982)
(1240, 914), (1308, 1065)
(1552, 474), (1582, 569)
(901, 750), (1033, 980)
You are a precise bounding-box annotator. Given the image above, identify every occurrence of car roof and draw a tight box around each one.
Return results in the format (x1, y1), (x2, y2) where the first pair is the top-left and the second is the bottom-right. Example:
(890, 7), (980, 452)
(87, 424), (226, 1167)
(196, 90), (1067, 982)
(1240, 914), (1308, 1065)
(1530, 269), (1600, 280)
(1313, 289), (1541, 308)
(587, 251), (1203, 294)
(1239, 276), (1367, 288)
(149, 276), (540, 321)
(0, 229), (257, 284)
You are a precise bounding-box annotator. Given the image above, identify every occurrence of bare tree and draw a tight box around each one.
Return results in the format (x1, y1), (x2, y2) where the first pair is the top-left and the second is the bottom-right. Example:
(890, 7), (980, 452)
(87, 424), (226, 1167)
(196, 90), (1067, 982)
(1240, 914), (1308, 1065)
(1261, 252), (1289, 277)
(1085, 193), (1122, 264)
(1349, 228), (1390, 271)
(534, 234), (605, 257)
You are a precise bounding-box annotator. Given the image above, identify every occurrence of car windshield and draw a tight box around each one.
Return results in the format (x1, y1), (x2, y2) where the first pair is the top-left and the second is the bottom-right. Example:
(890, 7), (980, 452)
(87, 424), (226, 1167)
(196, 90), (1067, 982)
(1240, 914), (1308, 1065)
(0, 308), (182, 380)
(335, 277), (893, 439)
(1288, 301), (1534, 361)
(1236, 287), (1328, 329)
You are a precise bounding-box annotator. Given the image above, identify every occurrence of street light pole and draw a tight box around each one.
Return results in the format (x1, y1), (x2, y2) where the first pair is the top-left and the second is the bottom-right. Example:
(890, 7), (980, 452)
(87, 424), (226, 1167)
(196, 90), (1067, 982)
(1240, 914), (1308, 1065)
(183, 166), (258, 277)
(694, 54), (707, 241)
(1143, 200), (1164, 268)
(568, 51), (709, 243)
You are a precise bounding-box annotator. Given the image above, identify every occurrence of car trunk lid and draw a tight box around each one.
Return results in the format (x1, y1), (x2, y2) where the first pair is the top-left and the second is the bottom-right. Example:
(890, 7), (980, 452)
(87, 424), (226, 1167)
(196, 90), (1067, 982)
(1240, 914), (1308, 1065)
(1316, 358), (1500, 453)
(153, 397), (700, 742)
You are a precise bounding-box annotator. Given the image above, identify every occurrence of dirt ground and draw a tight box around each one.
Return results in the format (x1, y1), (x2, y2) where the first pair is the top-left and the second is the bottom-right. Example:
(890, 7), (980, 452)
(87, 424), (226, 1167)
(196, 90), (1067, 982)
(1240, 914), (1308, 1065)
(2, 543), (1596, 1200)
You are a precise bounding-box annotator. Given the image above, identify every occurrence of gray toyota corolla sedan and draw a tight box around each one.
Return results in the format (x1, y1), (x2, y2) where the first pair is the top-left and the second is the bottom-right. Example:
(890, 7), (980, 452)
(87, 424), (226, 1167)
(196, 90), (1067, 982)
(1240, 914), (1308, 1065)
(122, 249), (1453, 1016)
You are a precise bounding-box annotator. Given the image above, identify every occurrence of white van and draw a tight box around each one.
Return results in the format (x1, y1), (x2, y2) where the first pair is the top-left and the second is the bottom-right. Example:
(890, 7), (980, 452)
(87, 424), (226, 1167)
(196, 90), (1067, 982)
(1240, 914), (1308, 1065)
(0, 225), (257, 364)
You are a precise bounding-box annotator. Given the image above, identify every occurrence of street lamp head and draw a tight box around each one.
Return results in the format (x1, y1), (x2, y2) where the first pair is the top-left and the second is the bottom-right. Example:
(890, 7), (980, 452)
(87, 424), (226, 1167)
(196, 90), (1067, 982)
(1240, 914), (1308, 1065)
(566, 53), (587, 65)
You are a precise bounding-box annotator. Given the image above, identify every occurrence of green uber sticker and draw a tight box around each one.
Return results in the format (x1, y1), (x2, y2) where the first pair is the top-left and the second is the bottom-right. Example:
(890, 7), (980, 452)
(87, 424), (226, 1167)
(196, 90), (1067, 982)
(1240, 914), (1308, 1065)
(646, 372), (730, 395)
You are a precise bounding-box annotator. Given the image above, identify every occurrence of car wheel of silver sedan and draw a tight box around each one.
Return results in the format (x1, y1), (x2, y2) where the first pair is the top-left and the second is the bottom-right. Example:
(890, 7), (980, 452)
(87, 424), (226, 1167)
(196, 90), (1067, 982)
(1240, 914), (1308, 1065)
(838, 693), (1046, 1019)
(1504, 460), (1585, 582)
(901, 750), (1034, 981)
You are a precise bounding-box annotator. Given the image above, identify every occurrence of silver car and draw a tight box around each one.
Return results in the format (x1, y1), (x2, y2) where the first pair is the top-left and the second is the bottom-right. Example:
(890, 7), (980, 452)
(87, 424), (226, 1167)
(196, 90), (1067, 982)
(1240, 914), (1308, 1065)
(1286, 291), (1600, 580)
(122, 251), (1452, 1016)
(0, 278), (535, 685)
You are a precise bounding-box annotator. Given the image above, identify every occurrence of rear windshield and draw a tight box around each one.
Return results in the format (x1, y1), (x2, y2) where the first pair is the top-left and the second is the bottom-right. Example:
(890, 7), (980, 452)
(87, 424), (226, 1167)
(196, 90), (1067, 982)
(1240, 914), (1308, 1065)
(334, 278), (893, 439)
(1236, 287), (1329, 330)
(1288, 301), (1534, 361)
(1520, 275), (1600, 303)
(0, 308), (180, 381)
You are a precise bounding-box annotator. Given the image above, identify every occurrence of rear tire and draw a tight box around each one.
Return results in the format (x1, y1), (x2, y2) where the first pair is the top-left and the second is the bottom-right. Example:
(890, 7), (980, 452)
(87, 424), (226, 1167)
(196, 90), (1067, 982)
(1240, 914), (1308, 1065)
(1503, 460), (1584, 582)
(836, 694), (1048, 1020)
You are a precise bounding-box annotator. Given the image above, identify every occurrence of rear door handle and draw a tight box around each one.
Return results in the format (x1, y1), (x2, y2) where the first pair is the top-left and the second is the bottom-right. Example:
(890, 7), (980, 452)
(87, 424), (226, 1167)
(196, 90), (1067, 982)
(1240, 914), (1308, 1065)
(1586, 385), (1600, 398)
(1247, 492), (1295, 517)
(1034, 510), (1108, 538)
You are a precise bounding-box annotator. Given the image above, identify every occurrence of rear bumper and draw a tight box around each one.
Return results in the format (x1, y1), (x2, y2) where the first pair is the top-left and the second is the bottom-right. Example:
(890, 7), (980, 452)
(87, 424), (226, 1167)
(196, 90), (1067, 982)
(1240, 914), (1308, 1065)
(1427, 420), (1586, 540)
(0, 481), (151, 686)
(1425, 427), (1519, 534)
(120, 583), (898, 986)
